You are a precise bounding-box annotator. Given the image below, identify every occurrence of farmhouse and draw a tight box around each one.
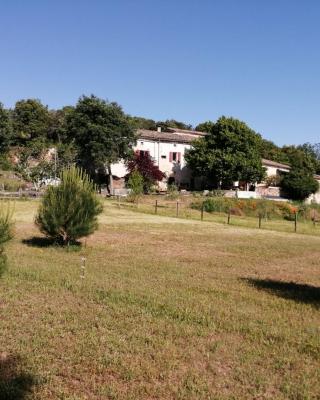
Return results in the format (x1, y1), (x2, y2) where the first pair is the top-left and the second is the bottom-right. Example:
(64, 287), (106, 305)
(111, 127), (320, 201)
(111, 127), (205, 191)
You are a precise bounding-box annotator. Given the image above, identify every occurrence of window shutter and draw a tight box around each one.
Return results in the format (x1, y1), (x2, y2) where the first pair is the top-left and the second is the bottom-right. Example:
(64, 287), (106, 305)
(169, 152), (173, 162)
(178, 152), (181, 163)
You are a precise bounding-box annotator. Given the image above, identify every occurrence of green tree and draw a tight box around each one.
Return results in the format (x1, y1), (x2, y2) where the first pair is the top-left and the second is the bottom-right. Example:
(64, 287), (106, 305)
(35, 166), (103, 245)
(185, 116), (266, 188)
(281, 169), (318, 201)
(258, 139), (290, 164)
(12, 99), (50, 146)
(127, 170), (144, 202)
(48, 106), (74, 143)
(127, 152), (164, 193)
(0, 103), (13, 152)
(194, 120), (215, 133)
(279, 145), (319, 201)
(128, 116), (157, 131)
(66, 95), (136, 193)
(156, 119), (192, 132)
(0, 204), (14, 277)
(297, 143), (320, 174)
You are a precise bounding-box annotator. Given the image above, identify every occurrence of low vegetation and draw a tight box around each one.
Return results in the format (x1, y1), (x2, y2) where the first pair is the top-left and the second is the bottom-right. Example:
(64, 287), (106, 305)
(0, 203), (14, 276)
(191, 197), (305, 221)
(0, 200), (319, 399)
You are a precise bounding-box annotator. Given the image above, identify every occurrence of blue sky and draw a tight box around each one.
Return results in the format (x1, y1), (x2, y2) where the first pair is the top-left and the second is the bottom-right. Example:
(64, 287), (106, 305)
(0, 0), (319, 145)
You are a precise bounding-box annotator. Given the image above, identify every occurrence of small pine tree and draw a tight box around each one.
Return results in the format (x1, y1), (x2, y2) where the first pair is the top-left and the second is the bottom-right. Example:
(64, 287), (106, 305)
(35, 166), (103, 245)
(0, 203), (14, 277)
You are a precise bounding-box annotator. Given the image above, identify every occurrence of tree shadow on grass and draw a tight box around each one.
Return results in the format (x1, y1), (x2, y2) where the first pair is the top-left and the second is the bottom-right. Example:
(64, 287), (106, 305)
(22, 236), (82, 250)
(244, 278), (320, 308)
(22, 236), (56, 248)
(0, 354), (36, 400)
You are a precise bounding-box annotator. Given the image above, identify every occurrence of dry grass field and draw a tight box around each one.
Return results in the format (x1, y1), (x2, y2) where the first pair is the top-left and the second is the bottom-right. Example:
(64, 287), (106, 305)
(1, 199), (320, 399)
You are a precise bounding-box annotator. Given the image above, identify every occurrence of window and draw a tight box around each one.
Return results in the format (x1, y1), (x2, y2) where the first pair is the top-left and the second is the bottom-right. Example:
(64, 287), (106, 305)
(139, 150), (149, 157)
(169, 152), (181, 163)
(161, 155), (166, 159)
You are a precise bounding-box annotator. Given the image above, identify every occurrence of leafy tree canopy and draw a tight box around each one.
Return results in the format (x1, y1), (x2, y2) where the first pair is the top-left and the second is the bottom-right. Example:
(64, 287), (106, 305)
(66, 95), (136, 179)
(48, 106), (74, 143)
(12, 99), (50, 146)
(281, 169), (318, 201)
(194, 121), (215, 133)
(0, 102), (12, 152)
(127, 152), (165, 193)
(185, 116), (266, 188)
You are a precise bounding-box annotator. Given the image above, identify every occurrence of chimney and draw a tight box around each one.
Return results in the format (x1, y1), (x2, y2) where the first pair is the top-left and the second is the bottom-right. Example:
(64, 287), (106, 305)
(157, 126), (162, 133)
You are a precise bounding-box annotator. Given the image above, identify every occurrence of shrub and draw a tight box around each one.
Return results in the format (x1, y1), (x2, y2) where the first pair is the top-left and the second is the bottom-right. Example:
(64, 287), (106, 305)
(126, 170), (144, 203)
(127, 152), (165, 193)
(35, 166), (103, 245)
(167, 183), (179, 200)
(0, 203), (14, 277)
(281, 169), (318, 201)
(191, 197), (231, 213)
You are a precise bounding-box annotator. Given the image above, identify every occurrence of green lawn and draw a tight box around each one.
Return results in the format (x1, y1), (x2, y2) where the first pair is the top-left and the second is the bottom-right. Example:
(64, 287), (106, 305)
(1, 199), (320, 399)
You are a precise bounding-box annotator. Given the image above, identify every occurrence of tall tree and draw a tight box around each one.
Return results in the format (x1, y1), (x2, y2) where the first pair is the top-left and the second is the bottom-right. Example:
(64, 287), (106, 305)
(0, 103), (12, 152)
(66, 95), (136, 192)
(12, 99), (50, 146)
(48, 106), (74, 143)
(194, 121), (215, 133)
(185, 116), (266, 188)
(279, 145), (319, 200)
(127, 116), (157, 131)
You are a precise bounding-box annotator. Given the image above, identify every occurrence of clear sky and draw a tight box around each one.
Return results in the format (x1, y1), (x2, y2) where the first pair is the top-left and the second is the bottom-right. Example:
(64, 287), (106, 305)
(0, 0), (319, 145)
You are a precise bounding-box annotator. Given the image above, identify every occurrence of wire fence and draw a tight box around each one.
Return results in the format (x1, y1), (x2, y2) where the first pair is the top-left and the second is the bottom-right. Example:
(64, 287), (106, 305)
(112, 197), (320, 236)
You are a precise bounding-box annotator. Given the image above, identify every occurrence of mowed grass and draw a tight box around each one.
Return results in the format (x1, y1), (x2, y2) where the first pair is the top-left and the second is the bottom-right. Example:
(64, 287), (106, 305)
(1, 200), (320, 399)
(114, 197), (320, 237)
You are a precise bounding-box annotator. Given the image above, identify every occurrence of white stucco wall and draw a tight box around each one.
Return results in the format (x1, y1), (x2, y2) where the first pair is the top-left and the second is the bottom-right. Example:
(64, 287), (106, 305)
(111, 139), (192, 189)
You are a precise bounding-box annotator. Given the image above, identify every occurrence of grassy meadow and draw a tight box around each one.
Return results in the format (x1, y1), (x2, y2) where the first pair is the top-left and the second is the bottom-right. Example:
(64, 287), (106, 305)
(1, 199), (320, 399)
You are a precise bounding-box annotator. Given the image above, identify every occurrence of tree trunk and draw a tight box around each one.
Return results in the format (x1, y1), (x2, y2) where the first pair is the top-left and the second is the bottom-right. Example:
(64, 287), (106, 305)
(107, 164), (114, 196)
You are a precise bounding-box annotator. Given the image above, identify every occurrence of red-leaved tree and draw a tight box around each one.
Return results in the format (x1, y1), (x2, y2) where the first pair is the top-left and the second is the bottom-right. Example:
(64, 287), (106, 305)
(127, 152), (165, 193)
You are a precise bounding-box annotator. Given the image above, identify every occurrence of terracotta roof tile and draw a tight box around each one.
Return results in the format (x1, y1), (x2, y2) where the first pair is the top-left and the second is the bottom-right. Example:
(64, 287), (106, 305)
(262, 159), (290, 169)
(137, 129), (199, 144)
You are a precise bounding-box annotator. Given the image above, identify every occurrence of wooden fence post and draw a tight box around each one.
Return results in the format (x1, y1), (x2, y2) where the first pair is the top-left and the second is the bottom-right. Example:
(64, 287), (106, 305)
(294, 212), (298, 233)
(117, 195), (120, 208)
(201, 202), (204, 221)
(227, 209), (231, 225)
(258, 213), (262, 229)
(155, 199), (158, 214)
(176, 201), (179, 218)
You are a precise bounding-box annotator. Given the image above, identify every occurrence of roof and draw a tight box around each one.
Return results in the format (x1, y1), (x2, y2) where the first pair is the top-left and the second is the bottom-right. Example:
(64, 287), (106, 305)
(167, 127), (207, 136)
(262, 158), (290, 169)
(137, 129), (200, 144)
(262, 159), (320, 181)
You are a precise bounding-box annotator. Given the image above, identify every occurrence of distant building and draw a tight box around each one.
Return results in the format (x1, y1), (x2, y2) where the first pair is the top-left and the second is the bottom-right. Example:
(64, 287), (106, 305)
(111, 127), (205, 191)
(111, 127), (320, 202)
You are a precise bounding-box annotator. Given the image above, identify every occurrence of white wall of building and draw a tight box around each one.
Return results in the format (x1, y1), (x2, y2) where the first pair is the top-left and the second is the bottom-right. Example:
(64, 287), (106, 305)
(111, 138), (192, 189)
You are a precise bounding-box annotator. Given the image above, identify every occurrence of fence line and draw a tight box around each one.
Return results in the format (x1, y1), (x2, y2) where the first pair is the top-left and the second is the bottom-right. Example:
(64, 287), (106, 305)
(112, 198), (318, 236)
